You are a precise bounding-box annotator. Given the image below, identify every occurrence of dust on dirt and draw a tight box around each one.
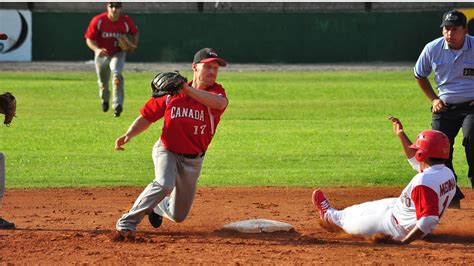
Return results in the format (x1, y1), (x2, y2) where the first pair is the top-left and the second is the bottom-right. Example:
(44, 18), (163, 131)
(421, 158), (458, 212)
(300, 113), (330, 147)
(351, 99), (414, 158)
(0, 187), (473, 264)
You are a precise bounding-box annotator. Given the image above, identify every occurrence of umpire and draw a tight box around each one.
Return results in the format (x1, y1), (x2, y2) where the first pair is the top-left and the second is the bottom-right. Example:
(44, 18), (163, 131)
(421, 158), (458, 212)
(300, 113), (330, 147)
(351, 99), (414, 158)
(414, 10), (474, 208)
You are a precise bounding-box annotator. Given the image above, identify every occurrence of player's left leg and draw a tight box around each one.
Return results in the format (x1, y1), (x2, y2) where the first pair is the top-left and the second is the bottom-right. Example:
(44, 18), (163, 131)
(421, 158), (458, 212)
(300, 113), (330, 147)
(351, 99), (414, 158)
(110, 51), (126, 117)
(461, 111), (474, 189)
(154, 155), (204, 223)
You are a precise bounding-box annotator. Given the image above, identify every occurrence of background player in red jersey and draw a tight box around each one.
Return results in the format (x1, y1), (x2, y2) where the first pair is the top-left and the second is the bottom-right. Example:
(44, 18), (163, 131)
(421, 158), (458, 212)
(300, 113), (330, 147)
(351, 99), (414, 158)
(85, 2), (139, 117)
(313, 117), (456, 245)
(114, 48), (228, 237)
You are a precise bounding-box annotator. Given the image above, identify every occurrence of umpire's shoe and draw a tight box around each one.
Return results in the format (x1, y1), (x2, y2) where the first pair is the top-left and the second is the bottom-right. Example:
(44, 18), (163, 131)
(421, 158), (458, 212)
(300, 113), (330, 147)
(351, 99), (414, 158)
(102, 102), (109, 112)
(0, 217), (15, 229)
(448, 199), (461, 209)
(148, 211), (163, 228)
(114, 105), (123, 117)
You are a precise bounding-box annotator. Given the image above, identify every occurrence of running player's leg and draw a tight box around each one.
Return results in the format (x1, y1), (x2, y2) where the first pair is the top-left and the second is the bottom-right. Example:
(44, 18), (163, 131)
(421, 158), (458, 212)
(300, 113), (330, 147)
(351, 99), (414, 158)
(95, 54), (111, 109)
(110, 51), (125, 114)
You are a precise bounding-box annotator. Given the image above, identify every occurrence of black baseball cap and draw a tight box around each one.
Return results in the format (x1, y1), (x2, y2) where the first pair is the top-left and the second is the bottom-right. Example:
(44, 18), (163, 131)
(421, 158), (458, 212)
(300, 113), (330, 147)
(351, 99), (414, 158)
(440, 10), (466, 28)
(108, 2), (122, 8)
(193, 48), (227, 67)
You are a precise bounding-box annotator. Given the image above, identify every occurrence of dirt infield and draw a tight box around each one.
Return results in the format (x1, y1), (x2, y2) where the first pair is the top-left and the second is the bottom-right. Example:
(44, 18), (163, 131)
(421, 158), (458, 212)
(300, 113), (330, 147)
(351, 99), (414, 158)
(0, 187), (473, 264)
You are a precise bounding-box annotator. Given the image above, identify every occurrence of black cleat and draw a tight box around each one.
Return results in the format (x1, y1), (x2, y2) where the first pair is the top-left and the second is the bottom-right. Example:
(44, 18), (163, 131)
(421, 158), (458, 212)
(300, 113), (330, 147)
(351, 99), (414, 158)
(0, 217), (15, 229)
(114, 105), (123, 117)
(102, 102), (109, 112)
(148, 211), (163, 228)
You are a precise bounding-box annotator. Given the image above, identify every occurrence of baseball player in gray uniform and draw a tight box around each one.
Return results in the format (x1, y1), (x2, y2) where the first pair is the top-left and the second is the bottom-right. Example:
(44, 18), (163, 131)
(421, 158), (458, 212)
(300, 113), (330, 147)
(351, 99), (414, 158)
(0, 153), (15, 229)
(114, 48), (228, 238)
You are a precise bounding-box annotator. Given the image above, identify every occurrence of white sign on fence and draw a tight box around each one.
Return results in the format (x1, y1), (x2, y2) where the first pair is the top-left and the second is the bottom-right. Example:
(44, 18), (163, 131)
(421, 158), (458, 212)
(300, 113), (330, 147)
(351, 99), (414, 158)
(0, 10), (32, 62)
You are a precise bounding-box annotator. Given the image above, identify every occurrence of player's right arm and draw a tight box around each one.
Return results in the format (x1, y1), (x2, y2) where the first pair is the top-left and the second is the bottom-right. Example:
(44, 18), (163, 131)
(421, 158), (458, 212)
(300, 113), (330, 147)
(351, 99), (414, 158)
(86, 38), (108, 57)
(85, 15), (108, 57)
(116, 97), (166, 150)
(414, 43), (447, 113)
(416, 78), (447, 113)
(115, 116), (152, 150)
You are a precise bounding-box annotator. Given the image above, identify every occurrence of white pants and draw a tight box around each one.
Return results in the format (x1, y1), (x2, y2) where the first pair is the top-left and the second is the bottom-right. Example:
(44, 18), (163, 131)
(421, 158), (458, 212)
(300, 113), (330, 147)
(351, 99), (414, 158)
(326, 198), (409, 240)
(116, 141), (204, 231)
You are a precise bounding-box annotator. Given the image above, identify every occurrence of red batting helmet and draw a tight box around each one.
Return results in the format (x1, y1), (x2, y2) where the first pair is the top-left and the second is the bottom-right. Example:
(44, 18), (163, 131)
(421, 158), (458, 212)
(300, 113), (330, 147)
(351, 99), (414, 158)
(409, 130), (450, 162)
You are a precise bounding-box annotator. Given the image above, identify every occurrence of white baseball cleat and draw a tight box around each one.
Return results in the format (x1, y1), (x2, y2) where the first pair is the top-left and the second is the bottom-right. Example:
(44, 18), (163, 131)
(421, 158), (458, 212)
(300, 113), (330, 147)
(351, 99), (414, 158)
(312, 189), (331, 221)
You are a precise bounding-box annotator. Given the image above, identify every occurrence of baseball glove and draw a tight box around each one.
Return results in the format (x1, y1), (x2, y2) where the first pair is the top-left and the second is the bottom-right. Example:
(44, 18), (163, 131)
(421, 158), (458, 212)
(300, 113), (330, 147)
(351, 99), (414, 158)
(117, 34), (136, 53)
(150, 71), (188, 98)
(0, 92), (16, 126)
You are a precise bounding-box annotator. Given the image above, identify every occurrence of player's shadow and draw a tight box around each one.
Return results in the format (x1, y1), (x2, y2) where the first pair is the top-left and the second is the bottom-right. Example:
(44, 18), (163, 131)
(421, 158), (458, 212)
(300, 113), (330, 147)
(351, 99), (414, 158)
(423, 233), (474, 244)
(212, 229), (329, 245)
(134, 229), (338, 245)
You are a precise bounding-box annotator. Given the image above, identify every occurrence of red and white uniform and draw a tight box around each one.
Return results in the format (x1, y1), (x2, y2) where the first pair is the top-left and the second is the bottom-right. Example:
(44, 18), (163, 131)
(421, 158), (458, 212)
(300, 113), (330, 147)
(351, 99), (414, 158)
(140, 82), (227, 154)
(84, 12), (138, 56)
(326, 158), (456, 240)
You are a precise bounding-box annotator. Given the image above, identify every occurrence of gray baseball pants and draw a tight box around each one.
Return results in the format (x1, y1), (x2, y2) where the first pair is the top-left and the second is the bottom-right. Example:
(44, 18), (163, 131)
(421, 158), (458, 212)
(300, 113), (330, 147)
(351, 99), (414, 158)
(116, 140), (204, 231)
(94, 51), (126, 110)
(0, 153), (5, 207)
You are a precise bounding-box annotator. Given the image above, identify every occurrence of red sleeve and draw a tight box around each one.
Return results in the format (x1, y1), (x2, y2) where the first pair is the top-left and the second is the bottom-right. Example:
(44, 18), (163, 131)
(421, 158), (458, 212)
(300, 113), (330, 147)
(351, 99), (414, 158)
(85, 15), (100, 39)
(140, 97), (166, 122)
(207, 84), (228, 116)
(411, 185), (439, 219)
(124, 15), (139, 35)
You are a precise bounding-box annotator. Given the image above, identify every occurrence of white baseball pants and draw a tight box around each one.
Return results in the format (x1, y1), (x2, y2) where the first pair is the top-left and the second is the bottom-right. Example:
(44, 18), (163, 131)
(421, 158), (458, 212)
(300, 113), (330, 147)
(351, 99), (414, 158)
(326, 198), (409, 240)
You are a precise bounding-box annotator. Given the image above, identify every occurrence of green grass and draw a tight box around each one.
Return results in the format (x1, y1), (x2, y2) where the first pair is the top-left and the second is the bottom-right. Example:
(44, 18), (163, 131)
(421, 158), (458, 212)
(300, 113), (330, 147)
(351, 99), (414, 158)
(0, 70), (470, 189)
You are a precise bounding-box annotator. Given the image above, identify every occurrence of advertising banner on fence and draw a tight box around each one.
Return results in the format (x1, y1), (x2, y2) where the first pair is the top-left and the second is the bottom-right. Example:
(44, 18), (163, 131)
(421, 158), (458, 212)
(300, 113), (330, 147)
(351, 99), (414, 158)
(0, 10), (32, 61)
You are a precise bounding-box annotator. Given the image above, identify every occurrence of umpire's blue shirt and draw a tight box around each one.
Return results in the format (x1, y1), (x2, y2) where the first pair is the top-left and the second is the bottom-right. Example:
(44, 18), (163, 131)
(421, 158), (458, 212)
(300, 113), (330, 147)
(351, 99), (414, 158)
(414, 35), (474, 104)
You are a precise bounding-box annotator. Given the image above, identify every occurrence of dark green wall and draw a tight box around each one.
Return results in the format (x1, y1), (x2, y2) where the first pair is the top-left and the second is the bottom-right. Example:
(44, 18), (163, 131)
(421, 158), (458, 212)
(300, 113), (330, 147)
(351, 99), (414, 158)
(33, 11), (444, 63)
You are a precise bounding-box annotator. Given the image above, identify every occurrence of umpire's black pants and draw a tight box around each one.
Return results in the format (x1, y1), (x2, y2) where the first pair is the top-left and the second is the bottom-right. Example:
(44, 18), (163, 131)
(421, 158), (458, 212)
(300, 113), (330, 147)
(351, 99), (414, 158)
(432, 102), (474, 202)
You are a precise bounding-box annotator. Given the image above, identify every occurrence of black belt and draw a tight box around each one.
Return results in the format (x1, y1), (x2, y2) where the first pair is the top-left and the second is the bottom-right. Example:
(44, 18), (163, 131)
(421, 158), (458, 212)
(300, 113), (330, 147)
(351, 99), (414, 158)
(179, 152), (205, 159)
(446, 102), (474, 110)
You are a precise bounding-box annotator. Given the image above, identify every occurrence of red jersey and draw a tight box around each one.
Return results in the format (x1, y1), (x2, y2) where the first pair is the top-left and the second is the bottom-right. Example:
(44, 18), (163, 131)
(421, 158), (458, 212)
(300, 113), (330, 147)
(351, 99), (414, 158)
(84, 12), (138, 56)
(140, 83), (227, 154)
